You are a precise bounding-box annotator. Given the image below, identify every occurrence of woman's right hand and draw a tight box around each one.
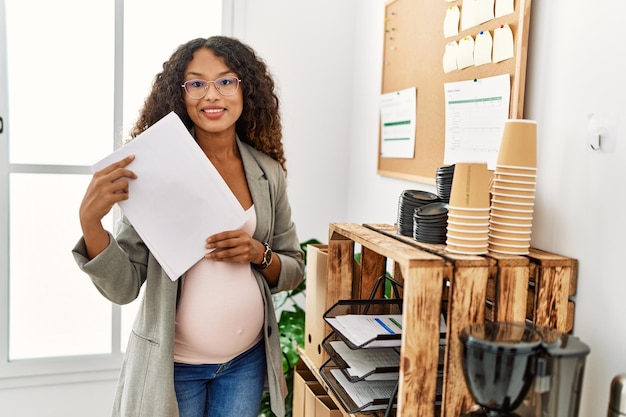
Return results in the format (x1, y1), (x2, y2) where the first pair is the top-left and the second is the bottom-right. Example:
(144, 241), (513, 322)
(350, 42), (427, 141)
(79, 155), (137, 258)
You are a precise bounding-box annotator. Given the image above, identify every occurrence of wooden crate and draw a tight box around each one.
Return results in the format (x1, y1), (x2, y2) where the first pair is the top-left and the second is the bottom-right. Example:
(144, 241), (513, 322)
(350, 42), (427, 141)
(369, 224), (577, 333)
(304, 223), (577, 417)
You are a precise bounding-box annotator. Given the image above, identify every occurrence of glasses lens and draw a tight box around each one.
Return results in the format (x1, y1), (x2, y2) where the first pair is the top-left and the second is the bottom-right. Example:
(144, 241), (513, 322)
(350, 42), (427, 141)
(184, 80), (208, 99)
(215, 76), (240, 96)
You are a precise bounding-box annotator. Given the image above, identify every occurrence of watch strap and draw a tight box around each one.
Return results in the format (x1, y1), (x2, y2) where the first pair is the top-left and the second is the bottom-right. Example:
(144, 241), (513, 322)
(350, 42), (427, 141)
(253, 242), (272, 270)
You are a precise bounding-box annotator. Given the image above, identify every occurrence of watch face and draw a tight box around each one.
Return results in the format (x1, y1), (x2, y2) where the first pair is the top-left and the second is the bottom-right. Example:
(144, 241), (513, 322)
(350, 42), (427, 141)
(263, 245), (272, 265)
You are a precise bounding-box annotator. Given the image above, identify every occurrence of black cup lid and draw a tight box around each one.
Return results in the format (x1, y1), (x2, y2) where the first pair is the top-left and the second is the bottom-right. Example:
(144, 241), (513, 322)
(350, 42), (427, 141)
(459, 322), (542, 353)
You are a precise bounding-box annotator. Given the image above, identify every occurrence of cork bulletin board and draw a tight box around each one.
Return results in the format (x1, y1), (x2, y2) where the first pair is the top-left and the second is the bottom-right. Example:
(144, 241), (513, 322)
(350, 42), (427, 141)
(377, 0), (532, 184)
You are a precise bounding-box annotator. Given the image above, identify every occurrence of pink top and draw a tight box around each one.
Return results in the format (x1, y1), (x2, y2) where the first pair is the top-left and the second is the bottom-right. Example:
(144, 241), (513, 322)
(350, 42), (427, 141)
(174, 206), (265, 364)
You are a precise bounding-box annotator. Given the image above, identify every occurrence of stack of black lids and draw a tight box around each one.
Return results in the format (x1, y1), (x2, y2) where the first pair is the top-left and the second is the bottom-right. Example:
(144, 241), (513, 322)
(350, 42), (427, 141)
(397, 190), (441, 237)
(413, 202), (449, 244)
(436, 164), (455, 203)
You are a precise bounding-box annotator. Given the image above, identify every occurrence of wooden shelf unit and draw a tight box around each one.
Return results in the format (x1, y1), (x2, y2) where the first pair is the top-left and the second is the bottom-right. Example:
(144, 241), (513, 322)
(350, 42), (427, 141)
(298, 223), (578, 417)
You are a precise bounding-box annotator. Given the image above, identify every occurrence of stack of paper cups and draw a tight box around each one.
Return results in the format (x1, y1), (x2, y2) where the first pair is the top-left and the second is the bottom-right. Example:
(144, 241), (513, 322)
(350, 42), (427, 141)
(446, 162), (491, 255)
(488, 119), (537, 255)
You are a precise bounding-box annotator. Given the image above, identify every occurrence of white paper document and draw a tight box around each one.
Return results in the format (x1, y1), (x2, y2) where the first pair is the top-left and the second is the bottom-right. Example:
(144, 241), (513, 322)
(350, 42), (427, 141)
(326, 314), (403, 348)
(443, 74), (511, 169)
(92, 112), (246, 280)
(330, 340), (400, 381)
(330, 368), (397, 411)
(379, 87), (416, 159)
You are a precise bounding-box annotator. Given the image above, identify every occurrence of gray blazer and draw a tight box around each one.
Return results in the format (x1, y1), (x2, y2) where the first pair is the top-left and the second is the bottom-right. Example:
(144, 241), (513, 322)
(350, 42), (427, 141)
(73, 138), (304, 417)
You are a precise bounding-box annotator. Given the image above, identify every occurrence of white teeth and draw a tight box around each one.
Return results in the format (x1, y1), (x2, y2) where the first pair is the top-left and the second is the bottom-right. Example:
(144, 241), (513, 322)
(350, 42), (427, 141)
(203, 108), (223, 114)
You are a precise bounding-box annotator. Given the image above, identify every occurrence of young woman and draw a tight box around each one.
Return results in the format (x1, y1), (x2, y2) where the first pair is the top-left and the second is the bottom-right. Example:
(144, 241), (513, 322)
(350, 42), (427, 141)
(73, 36), (304, 417)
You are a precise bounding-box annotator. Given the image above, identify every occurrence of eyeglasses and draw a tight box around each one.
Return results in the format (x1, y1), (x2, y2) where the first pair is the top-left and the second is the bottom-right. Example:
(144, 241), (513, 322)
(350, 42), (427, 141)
(181, 76), (241, 99)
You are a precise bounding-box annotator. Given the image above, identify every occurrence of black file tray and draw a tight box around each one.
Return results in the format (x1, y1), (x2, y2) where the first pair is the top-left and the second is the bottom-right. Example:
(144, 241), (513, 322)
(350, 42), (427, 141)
(323, 298), (403, 349)
(323, 275), (404, 350)
(319, 358), (398, 416)
(322, 330), (400, 383)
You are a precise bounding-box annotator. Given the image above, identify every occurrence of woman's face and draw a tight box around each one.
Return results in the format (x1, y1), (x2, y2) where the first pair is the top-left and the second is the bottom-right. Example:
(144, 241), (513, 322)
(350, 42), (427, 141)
(182, 48), (243, 139)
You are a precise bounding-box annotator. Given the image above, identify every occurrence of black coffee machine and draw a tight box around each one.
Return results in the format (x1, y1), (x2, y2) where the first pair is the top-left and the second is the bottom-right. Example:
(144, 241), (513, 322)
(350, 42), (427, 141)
(458, 321), (590, 417)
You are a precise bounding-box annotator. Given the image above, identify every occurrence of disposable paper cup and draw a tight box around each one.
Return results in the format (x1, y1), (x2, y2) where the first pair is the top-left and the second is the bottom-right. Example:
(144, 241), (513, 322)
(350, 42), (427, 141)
(491, 194), (535, 209)
(496, 119), (537, 167)
(448, 162), (491, 209)
(490, 207), (534, 218)
(494, 172), (537, 181)
(448, 205), (491, 215)
(447, 211), (491, 220)
(492, 178), (537, 188)
(495, 169), (537, 179)
(447, 231), (489, 242)
(446, 245), (488, 255)
(489, 225), (532, 237)
(447, 219), (490, 229)
(496, 164), (537, 172)
(487, 232), (531, 245)
(491, 189), (535, 203)
(446, 241), (489, 255)
(448, 216), (491, 229)
(492, 185), (536, 198)
(489, 213), (533, 226)
(488, 234), (532, 245)
(488, 241), (530, 252)
(448, 226), (490, 235)
(489, 219), (533, 230)
(488, 246), (529, 255)
(488, 240), (530, 248)
(491, 200), (535, 212)
(446, 238), (487, 245)
(490, 207), (534, 217)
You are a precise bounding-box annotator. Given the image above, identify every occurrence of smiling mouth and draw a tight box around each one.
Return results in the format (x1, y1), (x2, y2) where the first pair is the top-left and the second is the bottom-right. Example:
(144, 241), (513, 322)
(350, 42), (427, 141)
(202, 108), (225, 114)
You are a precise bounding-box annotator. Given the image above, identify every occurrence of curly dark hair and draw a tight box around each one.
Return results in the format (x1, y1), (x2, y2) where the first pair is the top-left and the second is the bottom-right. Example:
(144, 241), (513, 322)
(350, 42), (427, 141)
(129, 36), (286, 171)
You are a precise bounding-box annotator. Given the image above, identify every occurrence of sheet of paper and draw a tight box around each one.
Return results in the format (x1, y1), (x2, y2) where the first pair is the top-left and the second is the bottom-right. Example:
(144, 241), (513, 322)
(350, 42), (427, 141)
(457, 36), (475, 69)
(443, 5), (460, 38)
(327, 314), (403, 348)
(462, 0), (495, 30)
(329, 368), (397, 411)
(474, 30), (493, 66)
(330, 340), (400, 381)
(379, 87), (416, 159)
(475, 0), (495, 25)
(493, 24), (515, 63)
(443, 41), (459, 73)
(443, 74), (511, 169)
(92, 112), (246, 280)
(495, 0), (515, 17)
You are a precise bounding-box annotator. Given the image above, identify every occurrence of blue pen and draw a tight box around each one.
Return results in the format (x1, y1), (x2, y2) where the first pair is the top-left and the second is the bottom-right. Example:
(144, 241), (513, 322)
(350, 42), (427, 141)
(375, 317), (395, 334)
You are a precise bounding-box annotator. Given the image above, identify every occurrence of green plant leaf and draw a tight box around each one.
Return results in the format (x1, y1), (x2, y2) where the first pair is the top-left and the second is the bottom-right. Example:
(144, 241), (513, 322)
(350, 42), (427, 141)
(278, 304), (305, 372)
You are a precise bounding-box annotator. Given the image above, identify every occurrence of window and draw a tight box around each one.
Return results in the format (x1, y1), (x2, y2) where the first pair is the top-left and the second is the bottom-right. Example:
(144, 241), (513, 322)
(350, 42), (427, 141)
(0, 0), (226, 383)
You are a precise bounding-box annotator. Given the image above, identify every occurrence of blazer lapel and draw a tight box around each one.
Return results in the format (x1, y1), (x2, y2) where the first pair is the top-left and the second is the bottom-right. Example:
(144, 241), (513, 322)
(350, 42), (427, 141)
(237, 137), (271, 242)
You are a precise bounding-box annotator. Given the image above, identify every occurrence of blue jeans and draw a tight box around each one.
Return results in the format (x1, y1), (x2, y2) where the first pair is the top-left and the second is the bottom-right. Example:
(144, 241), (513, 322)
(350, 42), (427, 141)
(174, 340), (266, 417)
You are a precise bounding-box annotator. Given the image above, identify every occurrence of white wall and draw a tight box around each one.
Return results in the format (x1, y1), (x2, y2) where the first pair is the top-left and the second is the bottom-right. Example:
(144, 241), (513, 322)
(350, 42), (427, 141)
(233, 0), (358, 243)
(2, 1), (625, 416)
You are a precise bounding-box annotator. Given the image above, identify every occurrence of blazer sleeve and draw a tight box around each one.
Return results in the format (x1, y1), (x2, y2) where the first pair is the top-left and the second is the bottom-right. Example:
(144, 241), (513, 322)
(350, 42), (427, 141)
(71, 217), (149, 305)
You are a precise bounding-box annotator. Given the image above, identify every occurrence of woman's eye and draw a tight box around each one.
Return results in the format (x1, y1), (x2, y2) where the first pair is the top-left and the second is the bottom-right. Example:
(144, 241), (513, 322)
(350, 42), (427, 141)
(218, 78), (233, 86)
(189, 80), (206, 88)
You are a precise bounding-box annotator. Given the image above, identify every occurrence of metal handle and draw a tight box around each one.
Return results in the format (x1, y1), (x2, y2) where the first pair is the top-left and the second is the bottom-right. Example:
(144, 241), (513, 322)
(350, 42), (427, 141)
(608, 374), (626, 417)
(0, 117), (3, 133)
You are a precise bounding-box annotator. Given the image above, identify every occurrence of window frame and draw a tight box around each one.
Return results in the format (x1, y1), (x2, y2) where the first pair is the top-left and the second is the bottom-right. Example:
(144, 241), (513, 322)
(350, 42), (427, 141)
(0, 0), (234, 388)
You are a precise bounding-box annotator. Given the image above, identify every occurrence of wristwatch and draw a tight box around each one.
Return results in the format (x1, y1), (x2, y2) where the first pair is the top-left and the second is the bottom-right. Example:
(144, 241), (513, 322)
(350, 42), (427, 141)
(254, 242), (273, 270)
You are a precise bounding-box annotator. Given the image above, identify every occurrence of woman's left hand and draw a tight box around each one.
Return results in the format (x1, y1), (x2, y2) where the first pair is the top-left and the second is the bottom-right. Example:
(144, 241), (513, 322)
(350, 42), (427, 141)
(204, 229), (264, 264)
